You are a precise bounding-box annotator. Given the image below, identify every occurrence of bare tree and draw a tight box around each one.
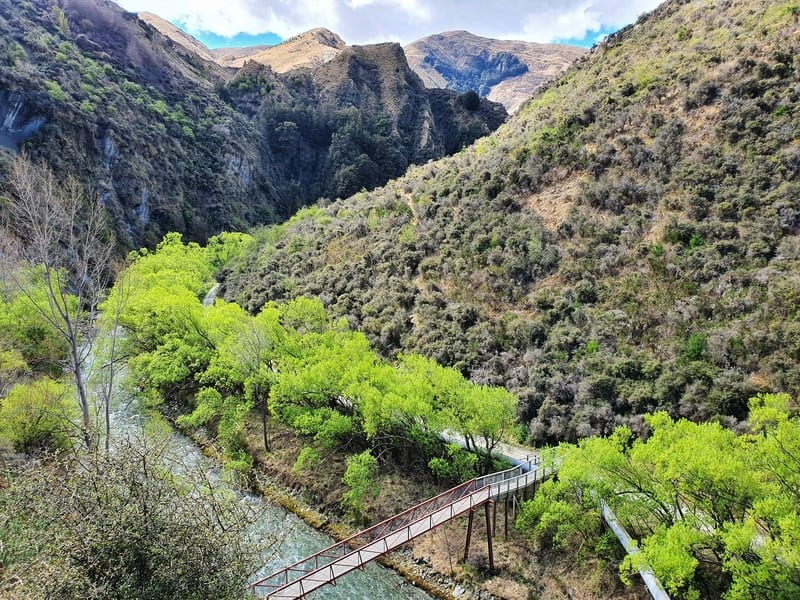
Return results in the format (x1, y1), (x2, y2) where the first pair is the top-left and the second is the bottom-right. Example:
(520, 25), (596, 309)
(0, 155), (115, 447)
(0, 435), (272, 599)
(95, 266), (131, 452)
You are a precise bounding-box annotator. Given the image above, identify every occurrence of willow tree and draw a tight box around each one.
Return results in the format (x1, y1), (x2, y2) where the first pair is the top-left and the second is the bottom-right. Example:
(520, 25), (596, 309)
(0, 156), (115, 446)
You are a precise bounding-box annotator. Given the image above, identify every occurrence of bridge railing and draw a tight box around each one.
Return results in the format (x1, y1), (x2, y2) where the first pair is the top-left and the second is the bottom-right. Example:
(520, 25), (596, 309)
(248, 455), (551, 598)
(247, 477), (481, 594)
(484, 464), (549, 500)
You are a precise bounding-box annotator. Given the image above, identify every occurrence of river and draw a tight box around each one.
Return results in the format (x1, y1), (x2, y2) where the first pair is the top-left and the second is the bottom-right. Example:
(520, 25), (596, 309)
(106, 347), (434, 599)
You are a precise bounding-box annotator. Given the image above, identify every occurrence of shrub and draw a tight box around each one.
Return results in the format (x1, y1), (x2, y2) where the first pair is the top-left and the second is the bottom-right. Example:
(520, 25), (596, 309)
(458, 90), (481, 111)
(428, 443), (478, 483)
(341, 450), (379, 522)
(684, 333), (708, 361)
(0, 379), (76, 452)
(44, 80), (67, 101)
(0, 440), (265, 599)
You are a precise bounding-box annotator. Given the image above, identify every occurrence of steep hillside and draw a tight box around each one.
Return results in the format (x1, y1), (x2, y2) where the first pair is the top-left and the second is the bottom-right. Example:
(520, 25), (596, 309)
(137, 12), (218, 63)
(143, 21), (345, 72)
(404, 31), (586, 112)
(0, 0), (505, 248)
(0, 0), (263, 248)
(147, 22), (580, 114)
(223, 0), (800, 444)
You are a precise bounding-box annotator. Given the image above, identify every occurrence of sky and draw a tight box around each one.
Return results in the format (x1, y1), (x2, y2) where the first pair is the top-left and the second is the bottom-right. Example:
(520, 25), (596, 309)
(116, 0), (664, 49)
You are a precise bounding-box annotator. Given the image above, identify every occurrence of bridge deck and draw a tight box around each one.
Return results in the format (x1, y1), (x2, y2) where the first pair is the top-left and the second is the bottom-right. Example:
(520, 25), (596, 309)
(248, 458), (548, 599)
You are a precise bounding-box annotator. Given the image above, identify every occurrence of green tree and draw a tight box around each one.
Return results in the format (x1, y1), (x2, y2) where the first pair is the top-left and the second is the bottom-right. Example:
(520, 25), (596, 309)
(722, 394), (800, 599)
(460, 384), (516, 472)
(526, 398), (800, 598)
(0, 286), (66, 377)
(200, 303), (283, 451)
(516, 478), (603, 553)
(341, 450), (379, 523)
(399, 354), (516, 470)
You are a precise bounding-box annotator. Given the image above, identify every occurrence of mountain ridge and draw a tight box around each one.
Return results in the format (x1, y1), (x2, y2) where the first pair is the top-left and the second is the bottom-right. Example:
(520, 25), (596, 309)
(404, 30), (587, 112)
(139, 15), (585, 114)
(213, 27), (346, 71)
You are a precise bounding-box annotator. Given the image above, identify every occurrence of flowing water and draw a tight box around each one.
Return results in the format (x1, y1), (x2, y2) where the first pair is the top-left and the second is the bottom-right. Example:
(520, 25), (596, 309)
(106, 353), (433, 600)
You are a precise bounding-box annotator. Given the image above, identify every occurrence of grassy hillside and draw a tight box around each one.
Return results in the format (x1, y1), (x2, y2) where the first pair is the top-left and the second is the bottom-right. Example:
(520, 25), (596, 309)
(223, 0), (800, 444)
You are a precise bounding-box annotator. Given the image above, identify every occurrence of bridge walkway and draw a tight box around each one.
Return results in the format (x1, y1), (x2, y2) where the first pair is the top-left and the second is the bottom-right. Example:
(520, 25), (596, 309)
(248, 458), (550, 599)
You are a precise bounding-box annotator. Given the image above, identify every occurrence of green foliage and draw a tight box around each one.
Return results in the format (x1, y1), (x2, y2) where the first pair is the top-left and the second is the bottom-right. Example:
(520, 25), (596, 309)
(0, 285), (67, 375)
(79, 99), (96, 114)
(147, 99), (169, 116)
(51, 6), (70, 36)
(0, 348), (28, 387)
(116, 234), (515, 479)
(516, 478), (602, 554)
(293, 446), (321, 472)
(44, 80), (66, 101)
(205, 232), (255, 269)
(341, 450), (379, 521)
(428, 442), (478, 483)
(683, 333), (707, 361)
(622, 523), (706, 598)
(290, 408), (354, 448)
(0, 379), (76, 452)
(523, 396), (800, 598)
(221, 0), (800, 449)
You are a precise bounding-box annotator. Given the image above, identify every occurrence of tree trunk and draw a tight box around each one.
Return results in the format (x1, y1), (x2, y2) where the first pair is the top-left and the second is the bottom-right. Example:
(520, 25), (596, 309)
(258, 387), (270, 452)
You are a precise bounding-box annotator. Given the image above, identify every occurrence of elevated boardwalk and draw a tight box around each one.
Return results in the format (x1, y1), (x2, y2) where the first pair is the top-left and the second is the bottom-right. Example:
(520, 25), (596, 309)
(248, 458), (549, 599)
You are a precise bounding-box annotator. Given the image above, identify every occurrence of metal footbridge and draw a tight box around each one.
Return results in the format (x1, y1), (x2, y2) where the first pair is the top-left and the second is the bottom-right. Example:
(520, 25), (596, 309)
(248, 458), (549, 599)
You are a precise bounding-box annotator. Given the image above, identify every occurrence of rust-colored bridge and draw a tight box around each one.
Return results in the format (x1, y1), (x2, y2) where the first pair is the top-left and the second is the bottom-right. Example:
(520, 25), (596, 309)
(248, 458), (548, 599)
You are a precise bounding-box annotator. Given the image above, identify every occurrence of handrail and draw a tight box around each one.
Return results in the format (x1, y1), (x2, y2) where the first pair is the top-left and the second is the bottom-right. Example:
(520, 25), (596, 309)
(249, 461), (549, 599)
(247, 478), (478, 591)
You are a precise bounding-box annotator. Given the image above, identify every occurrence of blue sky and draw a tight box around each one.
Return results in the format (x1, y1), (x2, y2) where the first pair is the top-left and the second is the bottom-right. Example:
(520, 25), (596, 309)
(553, 25), (621, 48)
(193, 31), (282, 49)
(118, 0), (663, 48)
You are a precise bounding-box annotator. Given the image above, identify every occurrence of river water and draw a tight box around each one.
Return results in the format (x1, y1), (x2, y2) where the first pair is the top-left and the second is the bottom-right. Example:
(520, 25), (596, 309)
(107, 355), (433, 599)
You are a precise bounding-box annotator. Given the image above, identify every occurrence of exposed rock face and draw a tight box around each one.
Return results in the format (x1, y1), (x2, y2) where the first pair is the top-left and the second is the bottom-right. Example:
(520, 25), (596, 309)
(404, 31), (587, 113)
(0, 91), (45, 151)
(231, 42), (506, 204)
(0, 2), (506, 248)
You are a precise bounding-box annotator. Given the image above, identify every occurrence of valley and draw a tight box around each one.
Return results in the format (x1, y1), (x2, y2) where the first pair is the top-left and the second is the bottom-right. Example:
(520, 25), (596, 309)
(1, 0), (800, 599)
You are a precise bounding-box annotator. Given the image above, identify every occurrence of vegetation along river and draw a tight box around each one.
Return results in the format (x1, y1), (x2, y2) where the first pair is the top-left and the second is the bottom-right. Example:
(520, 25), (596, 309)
(107, 362), (433, 599)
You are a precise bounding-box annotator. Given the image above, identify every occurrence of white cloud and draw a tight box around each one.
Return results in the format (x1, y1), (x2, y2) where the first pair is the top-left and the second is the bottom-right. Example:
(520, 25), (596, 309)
(116, 0), (663, 45)
(117, 0), (342, 38)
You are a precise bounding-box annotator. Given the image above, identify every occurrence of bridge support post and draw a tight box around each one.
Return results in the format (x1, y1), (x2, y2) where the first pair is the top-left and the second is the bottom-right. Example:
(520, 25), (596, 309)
(504, 497), (509, 538)
(485, 501), (495, 573)
(464, 508), (475, 562)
